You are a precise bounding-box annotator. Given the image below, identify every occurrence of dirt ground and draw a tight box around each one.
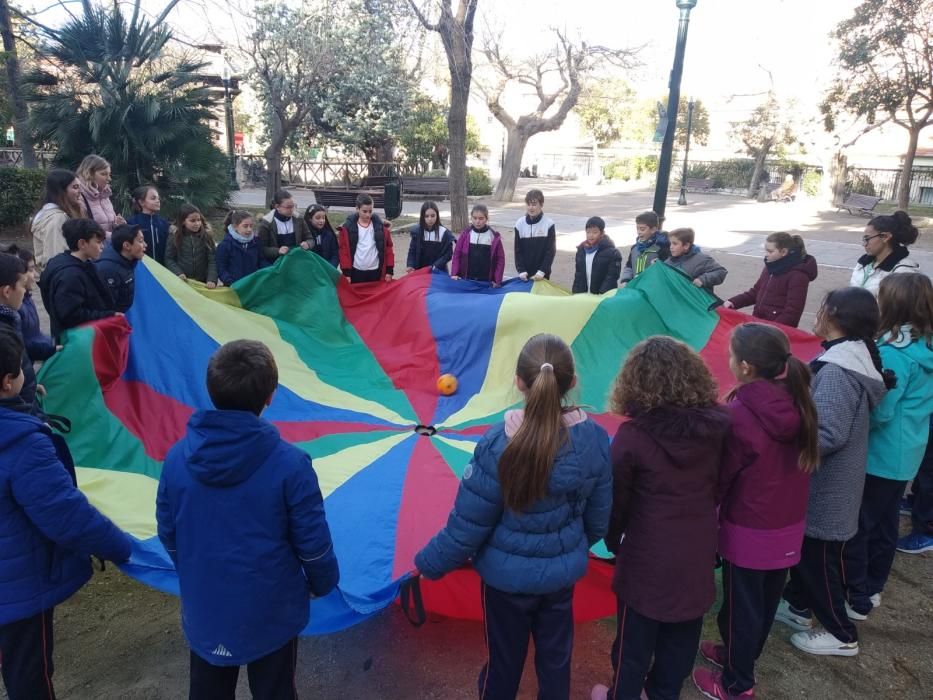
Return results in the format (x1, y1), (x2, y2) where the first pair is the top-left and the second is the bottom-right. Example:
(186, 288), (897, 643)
(2, 184), (932, 699)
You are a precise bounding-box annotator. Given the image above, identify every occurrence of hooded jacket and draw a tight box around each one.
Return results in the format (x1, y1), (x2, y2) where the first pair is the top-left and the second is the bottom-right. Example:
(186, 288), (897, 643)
(718, 380), (810, 570)
(95, 245), (138, 313)
(850, 246), (921, 297)
(664, 245), (728, 293)
(18, 291), (56, 362)
(31, 203), (70, 269)
(215, 232), (268, 286)
(621, 232), (670, 283)
(450, 227), (506, 284)
(257, 210), (314, 262)
(607, 405), (730, 622)
(127, 212), (170, 265)
(38, 252), (115, 340)
(416, 410), (612, 595)
(0, 398), (131, 624)
(156, 410), (339, 666)
(164, 226), (218, 284)
(0, 305), (38, 410)
(572, 234), (622, 294)
(807, 340), (887, 540)
(728, 251), (818, 328)
(867, 328), (933, 482)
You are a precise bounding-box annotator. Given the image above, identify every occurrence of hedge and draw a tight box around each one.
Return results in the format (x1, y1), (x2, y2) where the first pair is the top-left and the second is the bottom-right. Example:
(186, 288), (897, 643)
(0, 168), (46, 228)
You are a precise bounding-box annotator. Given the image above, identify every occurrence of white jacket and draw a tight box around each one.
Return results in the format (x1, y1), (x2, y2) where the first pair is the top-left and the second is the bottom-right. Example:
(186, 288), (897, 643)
(850, 249), (920, 296)
(32, 204), (70, 269)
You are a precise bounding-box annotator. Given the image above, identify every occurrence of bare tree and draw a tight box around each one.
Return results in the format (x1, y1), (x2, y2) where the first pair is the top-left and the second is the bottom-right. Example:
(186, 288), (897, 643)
(0, 0), (36, 167)
(483, 30), (638, 202)
(406, 0), (478, 231)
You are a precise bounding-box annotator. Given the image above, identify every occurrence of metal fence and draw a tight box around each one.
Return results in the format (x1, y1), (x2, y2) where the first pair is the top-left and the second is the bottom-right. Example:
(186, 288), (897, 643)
(237, 156), (428, 188)
(845, 167), (933, 205)
(675, 159), (823, 194)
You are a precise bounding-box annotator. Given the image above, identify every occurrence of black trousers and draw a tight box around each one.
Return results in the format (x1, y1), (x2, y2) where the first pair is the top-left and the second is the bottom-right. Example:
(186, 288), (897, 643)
(477, 582), (574, 700)
(845, 474), (908, 613)
(0, 608), (56, 700)
(607, 601), (703, 700)
(717, 561), (786, 694)
(349, 267), (381, 283)
(784, 536), (857, 643)
(189, 638), (298, 700)
(911, 429), (933, 535)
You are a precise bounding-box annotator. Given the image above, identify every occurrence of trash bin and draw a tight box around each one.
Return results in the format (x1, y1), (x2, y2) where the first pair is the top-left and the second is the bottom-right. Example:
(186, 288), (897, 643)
(383, 178), (403, 220)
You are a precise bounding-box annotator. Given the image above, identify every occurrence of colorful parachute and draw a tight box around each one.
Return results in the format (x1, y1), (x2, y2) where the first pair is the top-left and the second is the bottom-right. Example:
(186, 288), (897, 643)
(37, 252), (823, 634)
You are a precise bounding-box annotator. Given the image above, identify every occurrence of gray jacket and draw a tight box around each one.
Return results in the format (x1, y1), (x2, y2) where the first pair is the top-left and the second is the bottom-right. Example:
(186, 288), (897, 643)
(807, 341), (887, 541)
(663, 246), (727, 293)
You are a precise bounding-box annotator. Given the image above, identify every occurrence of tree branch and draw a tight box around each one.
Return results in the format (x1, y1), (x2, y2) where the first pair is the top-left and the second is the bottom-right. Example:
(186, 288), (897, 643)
(405, 0), (438, 32)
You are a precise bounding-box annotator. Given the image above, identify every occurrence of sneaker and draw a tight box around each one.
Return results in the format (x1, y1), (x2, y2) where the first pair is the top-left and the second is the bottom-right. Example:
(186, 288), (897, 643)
(692, 667), (755, 699)
(775, 600), (813, 631)
(896, 531), (933, 554)
(590, 685), (608, 700)
(790, 629), (859, 657)
(845, 602), (868, 621)
(699, 640), (727, 668)
(870, 593), (882, 608)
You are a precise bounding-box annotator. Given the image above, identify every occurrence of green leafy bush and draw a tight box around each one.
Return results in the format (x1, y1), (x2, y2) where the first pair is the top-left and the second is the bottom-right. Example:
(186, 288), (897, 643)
(802, 170), (822, 197)
(848, 172), (876, 197)
(705, 159), (756, 190)
(0, 168), (46, 228)
(466, 167), (492, 196)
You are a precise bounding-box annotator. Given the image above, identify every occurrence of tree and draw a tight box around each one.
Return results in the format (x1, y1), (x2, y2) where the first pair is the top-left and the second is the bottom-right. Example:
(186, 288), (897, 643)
(734, 93), (797, 198)
(0, 0), (36, 166)
(576, 79), (637, 148)
(26, 0), (231, 215)
(672, 97), (710, 149)
(483, 30), (638, 201)
(821, 0), (933, 210)
(397, 97), (482, 173)
(406, 0), (479, 231)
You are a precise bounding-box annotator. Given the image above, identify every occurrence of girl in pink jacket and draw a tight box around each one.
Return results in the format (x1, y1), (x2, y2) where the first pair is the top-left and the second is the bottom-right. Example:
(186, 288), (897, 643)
(76, 154), (125, 234)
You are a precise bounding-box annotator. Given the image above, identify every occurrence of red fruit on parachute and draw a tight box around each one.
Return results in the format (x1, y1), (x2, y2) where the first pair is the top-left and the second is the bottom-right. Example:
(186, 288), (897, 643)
(436, 374), (458, 396)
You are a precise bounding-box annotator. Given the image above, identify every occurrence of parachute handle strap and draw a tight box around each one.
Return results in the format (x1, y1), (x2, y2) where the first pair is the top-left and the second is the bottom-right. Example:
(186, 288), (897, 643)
(399, 575), (426, 628)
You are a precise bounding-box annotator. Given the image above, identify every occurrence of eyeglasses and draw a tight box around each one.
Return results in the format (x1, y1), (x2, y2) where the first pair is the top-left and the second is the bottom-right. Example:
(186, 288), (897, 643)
(862, 234), (883, 244)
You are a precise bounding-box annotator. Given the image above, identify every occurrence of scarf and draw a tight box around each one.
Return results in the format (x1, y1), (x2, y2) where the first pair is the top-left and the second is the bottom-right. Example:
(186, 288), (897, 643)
(764, 248), (803, 276)
(273, 211), (292, 223)
(635, 232), (660, 253)
(228, 226), (253, 244)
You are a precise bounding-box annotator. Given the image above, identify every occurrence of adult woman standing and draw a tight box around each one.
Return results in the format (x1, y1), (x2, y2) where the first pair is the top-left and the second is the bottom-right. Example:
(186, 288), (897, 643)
(31, 169), (83, 269)
(76, 154), (125, 234)
(851, 211), (920, 295)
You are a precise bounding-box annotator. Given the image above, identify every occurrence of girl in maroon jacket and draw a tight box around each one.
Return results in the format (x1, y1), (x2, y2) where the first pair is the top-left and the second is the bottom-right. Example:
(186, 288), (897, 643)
(724, 233), (818, 328)
(692, 323), (819, 700)
(592, 336), (731, 700)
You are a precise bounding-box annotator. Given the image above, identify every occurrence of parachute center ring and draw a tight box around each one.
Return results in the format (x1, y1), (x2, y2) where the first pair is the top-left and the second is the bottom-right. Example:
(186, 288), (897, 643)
(413, 425), (437, 437)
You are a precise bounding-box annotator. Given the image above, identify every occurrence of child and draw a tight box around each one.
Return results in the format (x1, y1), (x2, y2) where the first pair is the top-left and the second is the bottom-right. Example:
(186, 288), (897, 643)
(844, 274), (933, 617)
(692, 323), (819, 700)
(257, 188), (313, 263)
(514, 189), (556, 281)
(571, 216), (622, 294)
(75, 154), (125, 234)
(95, 224), (148, 312)
(406, 201), (455, 273)
(338, 194), (395, 283)
(303, 204), (339, 268)
(850, 211), (920, 296)
(619, 211), (669, 287)
(775, 287), (890, 657)
(416, 333), (611, 699)
(664, 227), (728, 293)
(0, 253), (37, 410)
(216, 210), (268, 286)
(450, 204), (505, 286)
(0, 326), (132, 700)
(898, 422), (933, 554)
(7, 246), (56, 362)
(724, 233), (817, 328)
(592, 336), (730, 700)
(156, 339), (339, 698)
(38, 218), (117, 341)
(165, 204), (220, 288)
(31, 168), (83, 269)
(127, 185), (170, 265)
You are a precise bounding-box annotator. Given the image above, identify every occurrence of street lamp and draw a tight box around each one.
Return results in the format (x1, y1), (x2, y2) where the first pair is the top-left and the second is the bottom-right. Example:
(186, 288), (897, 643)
(678, 99), (695, 206)
(652, 0), (698, 222)
(222, 62), (238, 190)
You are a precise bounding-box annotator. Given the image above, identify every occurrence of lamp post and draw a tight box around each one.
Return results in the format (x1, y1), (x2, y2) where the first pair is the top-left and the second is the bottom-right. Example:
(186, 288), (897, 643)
(652, 0), (698, 222)
(678, 99), (695, 206)
(222, 62), (238, 190)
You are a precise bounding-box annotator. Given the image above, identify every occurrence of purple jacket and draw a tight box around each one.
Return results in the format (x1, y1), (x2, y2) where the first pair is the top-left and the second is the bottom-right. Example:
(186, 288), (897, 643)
(450, 227), (505, 284)
(607, 404), (731, 623)
(718, 380), (810, 570)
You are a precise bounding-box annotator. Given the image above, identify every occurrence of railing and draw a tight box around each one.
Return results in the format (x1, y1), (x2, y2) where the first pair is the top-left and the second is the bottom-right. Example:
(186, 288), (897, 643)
(846, 167), (933, 205)
(675, 159), (823, 194)
(237, 156), (428, 188)
(0, 148), (58, 169)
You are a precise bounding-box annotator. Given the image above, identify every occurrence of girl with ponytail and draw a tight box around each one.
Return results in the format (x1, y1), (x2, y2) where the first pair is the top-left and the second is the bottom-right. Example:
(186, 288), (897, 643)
(776, 286), (889, 658)
(415, 334), (611, 699)
(693, 323), (818, 700)
(851, 210), (921, 296)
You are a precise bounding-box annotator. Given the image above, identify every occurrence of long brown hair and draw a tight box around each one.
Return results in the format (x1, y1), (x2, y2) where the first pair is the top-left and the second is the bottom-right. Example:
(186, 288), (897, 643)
(498, 334), (575, 512)
(767, 231), (807, 257)
(877, 273), (933, 349)
(729, 323), (819, 472)
(37, 168), (82, 219)
(171, 203), (214, 255)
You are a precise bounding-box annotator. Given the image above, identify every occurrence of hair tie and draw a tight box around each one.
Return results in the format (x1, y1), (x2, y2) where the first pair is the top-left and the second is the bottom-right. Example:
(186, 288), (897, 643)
(540, 362), (554, 372)
(784, 353), (792, 361)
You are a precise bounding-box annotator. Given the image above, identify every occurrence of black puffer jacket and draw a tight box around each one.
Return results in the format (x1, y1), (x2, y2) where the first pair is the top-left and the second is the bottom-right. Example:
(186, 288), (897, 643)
(572, 235), (623, 294)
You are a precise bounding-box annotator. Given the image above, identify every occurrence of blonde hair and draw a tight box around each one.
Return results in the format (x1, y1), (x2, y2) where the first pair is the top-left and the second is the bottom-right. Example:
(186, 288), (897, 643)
(75, 154), (110, 188)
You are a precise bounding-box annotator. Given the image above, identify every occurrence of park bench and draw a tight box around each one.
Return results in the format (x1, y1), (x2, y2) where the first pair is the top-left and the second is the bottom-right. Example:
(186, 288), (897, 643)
(402, 177), (451, 199)
(838, 193), (882, 217)
(686, 177), (714, 191)
(312, 188), (385, 210)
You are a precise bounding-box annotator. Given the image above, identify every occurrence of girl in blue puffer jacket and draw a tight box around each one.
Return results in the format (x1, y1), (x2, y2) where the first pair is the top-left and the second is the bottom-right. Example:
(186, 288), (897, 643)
(415, 333), (612, 700)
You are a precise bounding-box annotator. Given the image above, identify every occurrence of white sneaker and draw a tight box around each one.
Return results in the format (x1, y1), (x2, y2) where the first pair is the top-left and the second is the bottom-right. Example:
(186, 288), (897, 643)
(846, 602), (868, 621)
(870, 593), (882, 608)
(790, 629), (859, 656)
(775, 600), (813, 631)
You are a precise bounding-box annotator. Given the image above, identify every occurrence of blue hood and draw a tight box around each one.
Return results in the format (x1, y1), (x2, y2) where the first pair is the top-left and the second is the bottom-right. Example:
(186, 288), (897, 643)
(181, 410), (281, 486)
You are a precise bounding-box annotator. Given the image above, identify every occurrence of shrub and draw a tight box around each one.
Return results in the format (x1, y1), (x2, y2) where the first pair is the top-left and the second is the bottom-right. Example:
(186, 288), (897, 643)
(802, 170), (822, 197)
(466, 167), (492, 196)
(705, 159), (756, 190)
(424, 168), (447, 177)
(847, 171), (876, 197)
(0, 168), (46, 228)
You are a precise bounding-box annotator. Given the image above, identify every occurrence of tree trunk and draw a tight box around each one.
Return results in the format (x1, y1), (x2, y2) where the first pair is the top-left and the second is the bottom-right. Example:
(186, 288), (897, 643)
(493, 127), (530, 202)
(896, 126), (921, 211)
(830, 151), (847, 206)
(747, 146), (770, 198)
(264, 143), (284, 210)
(446, 72), (470, 230)
(0, 0), (37, 168)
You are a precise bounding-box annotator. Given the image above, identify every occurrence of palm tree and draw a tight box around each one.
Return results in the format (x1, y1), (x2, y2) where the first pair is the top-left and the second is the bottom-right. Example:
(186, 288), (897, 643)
(26, 0), (231, 216)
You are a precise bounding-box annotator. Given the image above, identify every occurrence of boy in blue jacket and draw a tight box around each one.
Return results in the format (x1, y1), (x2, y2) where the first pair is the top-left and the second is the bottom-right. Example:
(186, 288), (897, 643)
(157, 339), (339, 699)
(0, 326), (132, 699)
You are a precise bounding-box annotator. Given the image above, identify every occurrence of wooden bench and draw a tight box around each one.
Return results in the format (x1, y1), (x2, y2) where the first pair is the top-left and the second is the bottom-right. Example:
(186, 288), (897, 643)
(402, 177), (450, 199)
(838, 193), (882, 217)
(312, 188), (385, 210)
(685, 177), (714, 191)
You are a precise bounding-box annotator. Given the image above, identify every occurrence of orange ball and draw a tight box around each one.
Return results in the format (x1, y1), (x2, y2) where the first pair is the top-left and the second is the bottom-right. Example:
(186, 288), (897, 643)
(436, 374), (458, 396)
